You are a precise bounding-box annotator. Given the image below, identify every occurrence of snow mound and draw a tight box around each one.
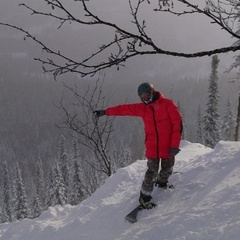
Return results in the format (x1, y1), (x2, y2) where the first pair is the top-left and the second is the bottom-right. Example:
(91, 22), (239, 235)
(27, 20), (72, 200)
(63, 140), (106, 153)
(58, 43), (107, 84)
(1, 141), (240, 240)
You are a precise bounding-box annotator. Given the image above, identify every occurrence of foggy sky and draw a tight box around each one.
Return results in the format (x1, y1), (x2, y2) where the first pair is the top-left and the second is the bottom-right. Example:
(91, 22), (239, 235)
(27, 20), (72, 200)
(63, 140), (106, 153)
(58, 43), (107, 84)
(0, 0), (237, 81)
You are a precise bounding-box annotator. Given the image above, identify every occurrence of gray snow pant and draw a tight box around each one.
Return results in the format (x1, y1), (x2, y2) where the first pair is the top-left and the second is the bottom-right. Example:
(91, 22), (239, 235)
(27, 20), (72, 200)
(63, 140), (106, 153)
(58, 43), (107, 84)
(141, 158), (175, 195)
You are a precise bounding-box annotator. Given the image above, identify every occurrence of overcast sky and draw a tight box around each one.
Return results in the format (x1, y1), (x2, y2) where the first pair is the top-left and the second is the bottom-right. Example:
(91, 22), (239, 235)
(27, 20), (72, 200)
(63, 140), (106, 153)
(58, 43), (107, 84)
(0, 0), (237, 80)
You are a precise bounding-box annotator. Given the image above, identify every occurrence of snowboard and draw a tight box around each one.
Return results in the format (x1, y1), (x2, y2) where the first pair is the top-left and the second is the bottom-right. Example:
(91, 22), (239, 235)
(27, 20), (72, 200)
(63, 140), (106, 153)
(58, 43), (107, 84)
(125, 184), (174, 223)
(125, 205), (143, 223)
(125, 204), (156, 223)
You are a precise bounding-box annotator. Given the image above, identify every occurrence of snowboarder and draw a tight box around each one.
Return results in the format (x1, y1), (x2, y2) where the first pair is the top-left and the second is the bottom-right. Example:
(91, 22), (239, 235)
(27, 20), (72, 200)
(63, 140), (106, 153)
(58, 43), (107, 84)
(93, 82), (182, 209)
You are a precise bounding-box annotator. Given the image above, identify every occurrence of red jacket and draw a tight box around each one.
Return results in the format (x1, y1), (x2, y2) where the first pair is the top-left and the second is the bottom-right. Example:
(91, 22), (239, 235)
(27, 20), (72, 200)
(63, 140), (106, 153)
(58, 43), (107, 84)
(106, 92), (182, 159)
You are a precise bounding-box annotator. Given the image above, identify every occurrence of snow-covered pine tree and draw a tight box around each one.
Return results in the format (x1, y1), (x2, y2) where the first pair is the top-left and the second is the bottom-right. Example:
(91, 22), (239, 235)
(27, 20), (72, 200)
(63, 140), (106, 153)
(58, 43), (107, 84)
(196, 105), (204, 144)
(46, 165), (56, 207)
(69, 160), (85, 205)
(47, 162), (67, 207)
(36, 158), (46, 209)
(31, 186), (42, 218)
(118, 141), (132, 168)
(14, 164), (30, 220)
(55, 162), (68, 206)
(221, 98), (235, 140)
(11, 176), (17, 221)
(58, 135), (70, 201)
(1, 160), (13, 222)
(203, 55), (221, 148)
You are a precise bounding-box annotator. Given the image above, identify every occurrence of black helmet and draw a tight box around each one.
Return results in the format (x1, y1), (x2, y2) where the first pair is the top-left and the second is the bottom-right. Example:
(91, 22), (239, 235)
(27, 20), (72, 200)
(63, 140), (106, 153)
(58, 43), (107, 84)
(137, 82), (154, 97)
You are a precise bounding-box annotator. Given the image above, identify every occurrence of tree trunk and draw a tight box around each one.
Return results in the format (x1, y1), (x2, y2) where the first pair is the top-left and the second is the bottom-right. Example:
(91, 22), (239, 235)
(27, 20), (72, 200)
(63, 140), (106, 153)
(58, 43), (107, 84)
(234, 94), (240, 141)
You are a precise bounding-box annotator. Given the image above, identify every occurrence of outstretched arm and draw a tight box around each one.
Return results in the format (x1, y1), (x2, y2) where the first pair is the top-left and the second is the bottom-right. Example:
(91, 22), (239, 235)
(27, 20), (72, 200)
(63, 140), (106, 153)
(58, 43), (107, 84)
(105, 103), (145, 117)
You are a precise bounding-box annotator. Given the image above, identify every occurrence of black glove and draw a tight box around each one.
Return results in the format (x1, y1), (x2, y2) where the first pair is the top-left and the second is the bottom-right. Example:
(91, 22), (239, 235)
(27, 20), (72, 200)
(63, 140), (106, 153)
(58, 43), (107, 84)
(170, 148), (180, 156)
(93, 110), (106, 118)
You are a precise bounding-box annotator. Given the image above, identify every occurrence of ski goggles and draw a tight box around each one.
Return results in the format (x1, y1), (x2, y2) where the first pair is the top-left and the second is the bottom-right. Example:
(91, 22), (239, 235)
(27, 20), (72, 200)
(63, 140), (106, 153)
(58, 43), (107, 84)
(139, 92), (152, 102)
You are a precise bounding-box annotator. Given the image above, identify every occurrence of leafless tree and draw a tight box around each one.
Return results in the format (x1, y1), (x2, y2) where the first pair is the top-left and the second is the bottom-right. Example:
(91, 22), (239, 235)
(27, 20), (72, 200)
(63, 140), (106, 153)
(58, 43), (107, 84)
(56, 75), (115, 177)
(0, 0), (240, 78)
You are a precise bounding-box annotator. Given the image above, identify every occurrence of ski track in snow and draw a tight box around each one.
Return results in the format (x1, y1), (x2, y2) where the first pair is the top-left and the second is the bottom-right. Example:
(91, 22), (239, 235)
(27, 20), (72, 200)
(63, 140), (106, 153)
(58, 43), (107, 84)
(1, 140), (240, 240)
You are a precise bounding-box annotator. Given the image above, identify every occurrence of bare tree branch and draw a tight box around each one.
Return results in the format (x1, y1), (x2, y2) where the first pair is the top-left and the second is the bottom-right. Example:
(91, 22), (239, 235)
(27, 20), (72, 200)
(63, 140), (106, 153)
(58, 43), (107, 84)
(55, 74), (115, 176)
(0, 0), (240, 78)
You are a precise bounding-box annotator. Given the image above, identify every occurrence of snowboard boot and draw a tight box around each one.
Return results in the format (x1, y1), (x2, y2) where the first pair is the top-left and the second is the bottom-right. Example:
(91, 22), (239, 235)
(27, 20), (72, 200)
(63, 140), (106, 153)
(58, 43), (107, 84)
(139, 191), (157, 209)
(155, 180), (174, 189)
(155, 180), (168, 189)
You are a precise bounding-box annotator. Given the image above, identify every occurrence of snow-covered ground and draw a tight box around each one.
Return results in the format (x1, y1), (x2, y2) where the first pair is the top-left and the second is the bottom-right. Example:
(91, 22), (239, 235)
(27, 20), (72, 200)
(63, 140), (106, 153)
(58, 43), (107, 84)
(1, 140), (240, 240)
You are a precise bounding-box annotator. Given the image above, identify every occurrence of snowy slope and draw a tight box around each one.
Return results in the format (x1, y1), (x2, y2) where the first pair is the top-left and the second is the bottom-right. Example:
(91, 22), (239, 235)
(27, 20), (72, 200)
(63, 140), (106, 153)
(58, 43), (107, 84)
(1, 140), (240, 240)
